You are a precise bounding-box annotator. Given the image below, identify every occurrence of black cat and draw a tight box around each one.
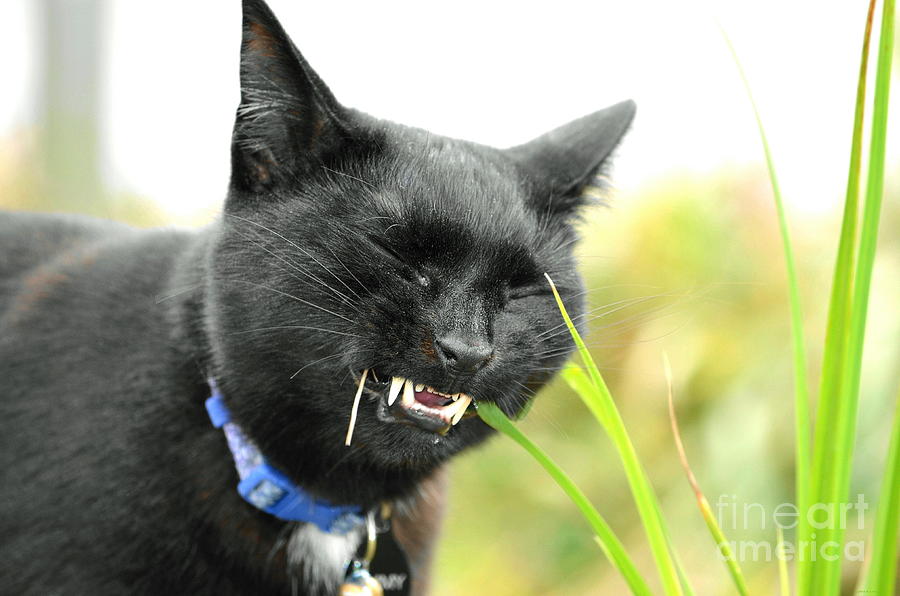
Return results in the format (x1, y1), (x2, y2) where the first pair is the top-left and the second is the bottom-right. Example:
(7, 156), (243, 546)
(0, 0), (634, 594)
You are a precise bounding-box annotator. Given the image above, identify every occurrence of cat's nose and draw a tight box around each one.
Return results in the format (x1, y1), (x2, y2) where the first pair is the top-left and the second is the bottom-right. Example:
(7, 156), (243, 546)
(435, 334), (494, 373)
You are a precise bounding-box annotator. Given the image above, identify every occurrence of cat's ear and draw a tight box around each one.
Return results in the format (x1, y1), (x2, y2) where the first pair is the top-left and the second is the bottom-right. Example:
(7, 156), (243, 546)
(230, 0), (349, 193)
(507, 100), (636, 215)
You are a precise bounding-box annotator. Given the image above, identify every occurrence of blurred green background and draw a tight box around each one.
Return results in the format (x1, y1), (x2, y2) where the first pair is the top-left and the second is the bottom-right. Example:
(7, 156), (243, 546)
(1, 1), (898, 594)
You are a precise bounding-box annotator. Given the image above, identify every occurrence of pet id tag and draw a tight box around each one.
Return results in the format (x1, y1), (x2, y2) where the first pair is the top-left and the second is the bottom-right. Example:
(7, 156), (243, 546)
(340, 511), (384, 596)
(340, 560), (384, 596)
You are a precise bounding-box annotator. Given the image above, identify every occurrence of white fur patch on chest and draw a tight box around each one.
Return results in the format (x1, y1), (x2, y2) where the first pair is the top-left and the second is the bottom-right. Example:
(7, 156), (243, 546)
(286, 522), (363, 590)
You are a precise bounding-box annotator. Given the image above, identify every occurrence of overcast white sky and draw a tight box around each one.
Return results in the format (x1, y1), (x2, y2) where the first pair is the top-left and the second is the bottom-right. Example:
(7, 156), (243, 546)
(1, 0), (895, 220)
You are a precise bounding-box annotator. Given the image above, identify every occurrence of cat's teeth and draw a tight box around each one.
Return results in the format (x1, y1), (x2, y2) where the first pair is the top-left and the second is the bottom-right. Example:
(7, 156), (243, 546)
(449, 394), (472, 425)
(425, 386), (454, 398)
(402, 378), (415, 406)
(387, 378), (469, 425)
(443, 394), (465, 424)
(388, 376), (404, 406)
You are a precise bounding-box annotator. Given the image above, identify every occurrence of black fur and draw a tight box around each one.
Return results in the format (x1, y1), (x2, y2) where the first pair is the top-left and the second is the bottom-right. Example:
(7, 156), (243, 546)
(0, 0), (635, 593)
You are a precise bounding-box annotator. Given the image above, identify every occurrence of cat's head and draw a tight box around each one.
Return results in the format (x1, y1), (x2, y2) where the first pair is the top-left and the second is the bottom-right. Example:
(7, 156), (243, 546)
(206, 0), (634, 502)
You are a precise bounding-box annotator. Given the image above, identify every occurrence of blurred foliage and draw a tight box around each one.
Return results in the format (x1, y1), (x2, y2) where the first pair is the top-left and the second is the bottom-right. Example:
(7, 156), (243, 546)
(1, 131), (898, 594)
(1, 130), (177, 227)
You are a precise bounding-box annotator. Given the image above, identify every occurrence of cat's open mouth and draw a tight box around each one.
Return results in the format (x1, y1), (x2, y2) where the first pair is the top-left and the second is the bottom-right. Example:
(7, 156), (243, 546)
(367, 372), (477, 434)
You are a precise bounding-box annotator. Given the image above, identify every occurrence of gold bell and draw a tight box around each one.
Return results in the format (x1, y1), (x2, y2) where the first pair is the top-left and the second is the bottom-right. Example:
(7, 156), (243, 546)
(339, 564), (384, 596)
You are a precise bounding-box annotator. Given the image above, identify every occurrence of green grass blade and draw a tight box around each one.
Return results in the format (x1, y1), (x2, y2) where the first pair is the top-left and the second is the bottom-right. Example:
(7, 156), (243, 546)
(719, 29), (813, 585)
(816, 0), (894, 592)
(476, 401), (652, 596)
(776, 526), (791, 596)
(664, 354), (749, 596)
(561, 364), (612, 433)
(543, 273), (611, 398)
(803, 1), (878, 592)
(546, 274), (684, 596)
(862, 389), (900, 594)
(665, 522), (697, 596)
(564, 363), (697, 596)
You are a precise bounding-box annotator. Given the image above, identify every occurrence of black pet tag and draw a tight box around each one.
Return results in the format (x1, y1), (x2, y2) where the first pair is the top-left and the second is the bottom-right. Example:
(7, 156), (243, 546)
(368, 525), (412, 596)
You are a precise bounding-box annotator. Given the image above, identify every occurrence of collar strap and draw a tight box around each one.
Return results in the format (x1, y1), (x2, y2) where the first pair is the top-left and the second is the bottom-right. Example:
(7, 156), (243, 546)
(205, 380), (363, 534)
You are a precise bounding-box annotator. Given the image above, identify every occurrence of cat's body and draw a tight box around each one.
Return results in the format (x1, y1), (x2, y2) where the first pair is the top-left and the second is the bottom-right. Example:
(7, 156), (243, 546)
(0, 215), (234, 592)
(0, 210), (449, 594)
(0, 1), (634, 594)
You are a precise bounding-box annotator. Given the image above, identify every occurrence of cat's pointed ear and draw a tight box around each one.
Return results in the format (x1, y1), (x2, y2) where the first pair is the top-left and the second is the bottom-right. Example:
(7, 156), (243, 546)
(231, 0), (349, 193)
(507, 100), (636, 215)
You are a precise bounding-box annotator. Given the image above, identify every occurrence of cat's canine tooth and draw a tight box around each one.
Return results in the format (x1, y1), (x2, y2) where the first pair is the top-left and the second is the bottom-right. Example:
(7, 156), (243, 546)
(388, 377), (404, 406)
(443, 397), (462, 420)
(451, 393), (460, 401)
(444, 393), (467, 423)
(450, 394), (472, 425)
(403, 378), (415, 406)
(415, 383), (425, 392)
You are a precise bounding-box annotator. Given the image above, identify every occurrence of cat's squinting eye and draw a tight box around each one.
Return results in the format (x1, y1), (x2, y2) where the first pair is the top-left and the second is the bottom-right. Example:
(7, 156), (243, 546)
(504, 266), (547, 301)
(369, 236), (404, 263)
(368, 236), (430, 287)
(506, 283), (547, 301)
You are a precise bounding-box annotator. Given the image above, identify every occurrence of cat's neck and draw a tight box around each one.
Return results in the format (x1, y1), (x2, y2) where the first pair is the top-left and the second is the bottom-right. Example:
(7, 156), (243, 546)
(164, 227), (433, 507)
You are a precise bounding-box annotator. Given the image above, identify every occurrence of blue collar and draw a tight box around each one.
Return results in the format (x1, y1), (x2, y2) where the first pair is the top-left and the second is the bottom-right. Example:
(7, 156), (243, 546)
(205, 379), (363, 534)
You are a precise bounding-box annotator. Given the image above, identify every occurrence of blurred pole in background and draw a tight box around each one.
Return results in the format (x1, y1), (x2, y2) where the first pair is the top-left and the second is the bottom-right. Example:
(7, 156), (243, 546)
(37, 0), (105, 213)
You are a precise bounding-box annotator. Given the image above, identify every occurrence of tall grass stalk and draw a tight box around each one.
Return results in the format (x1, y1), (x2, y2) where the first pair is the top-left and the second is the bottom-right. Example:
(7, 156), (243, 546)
(545, 274), (683, 596)
(663, 354), (748, 596)
(776, 526), (790, 596)
(476, 401), (652, 595)
(726, 0), (893, 591)
(861, 389), (900, 594)
(800, 0), (876, 591)
(560, 364), (698, 595)
(810, 0), (893, 592)
(719, 28), (813, 577)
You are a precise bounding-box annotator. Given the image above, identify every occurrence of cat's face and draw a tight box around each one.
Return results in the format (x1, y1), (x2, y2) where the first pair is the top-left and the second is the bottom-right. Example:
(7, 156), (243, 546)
(206, 0), (634, 501)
